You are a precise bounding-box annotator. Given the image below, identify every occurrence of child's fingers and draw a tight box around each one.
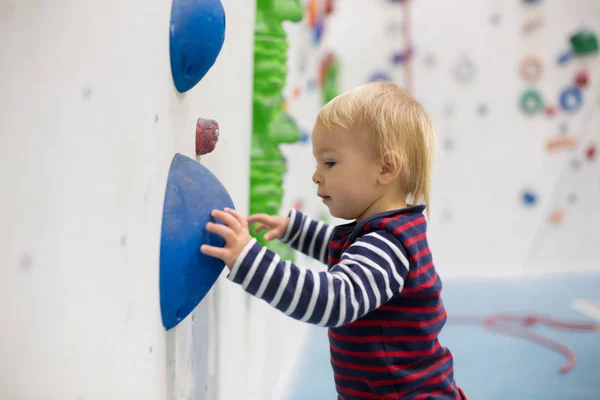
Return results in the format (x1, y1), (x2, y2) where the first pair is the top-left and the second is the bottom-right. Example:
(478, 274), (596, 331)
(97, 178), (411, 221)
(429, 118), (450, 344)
(264, 228), (281, 241)
(253, 223), (268, 233)
(224, 207), (247, 229)
(200, 244), (228, 260)
(211, 209), (242, 232)
(206, 222), (236, 243)
(247, 214), (272, 226)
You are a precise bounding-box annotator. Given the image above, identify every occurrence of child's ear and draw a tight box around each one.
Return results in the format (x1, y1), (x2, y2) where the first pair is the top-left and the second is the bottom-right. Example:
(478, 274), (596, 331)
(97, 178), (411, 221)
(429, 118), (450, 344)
(378, 151), (403, 184)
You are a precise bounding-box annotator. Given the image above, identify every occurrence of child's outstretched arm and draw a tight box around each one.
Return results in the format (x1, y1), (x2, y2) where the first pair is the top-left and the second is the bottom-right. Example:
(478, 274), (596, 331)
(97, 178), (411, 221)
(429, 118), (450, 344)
(249, 208), (333, 264)
(201, 208), (409, 327)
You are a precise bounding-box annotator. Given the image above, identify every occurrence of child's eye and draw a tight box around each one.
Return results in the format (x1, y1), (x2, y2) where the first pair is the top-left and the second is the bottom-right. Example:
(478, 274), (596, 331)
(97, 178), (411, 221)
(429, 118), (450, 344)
(324, 161), (336, 168)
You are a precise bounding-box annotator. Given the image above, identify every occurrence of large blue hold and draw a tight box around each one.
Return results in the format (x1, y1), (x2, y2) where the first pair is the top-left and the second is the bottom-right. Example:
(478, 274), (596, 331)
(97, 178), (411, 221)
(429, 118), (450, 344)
(170, 0), (226, 93)
(159, 153), (234, 330)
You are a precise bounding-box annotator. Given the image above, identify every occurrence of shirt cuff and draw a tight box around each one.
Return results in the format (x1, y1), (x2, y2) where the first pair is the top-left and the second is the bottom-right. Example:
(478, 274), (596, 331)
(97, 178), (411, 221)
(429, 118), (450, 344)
(227, 238), (260, 284)
(280, 208), (304, 244)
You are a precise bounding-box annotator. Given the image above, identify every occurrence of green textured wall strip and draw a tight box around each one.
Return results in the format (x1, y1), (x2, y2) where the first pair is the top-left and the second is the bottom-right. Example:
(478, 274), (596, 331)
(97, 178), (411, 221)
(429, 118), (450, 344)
(250, 0), (304, 260)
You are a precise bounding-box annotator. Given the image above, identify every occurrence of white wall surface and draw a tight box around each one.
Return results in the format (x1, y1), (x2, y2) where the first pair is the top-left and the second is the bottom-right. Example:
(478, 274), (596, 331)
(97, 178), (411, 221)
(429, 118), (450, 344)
(0, 0), (256, 399)
(284, 0), (600, 279)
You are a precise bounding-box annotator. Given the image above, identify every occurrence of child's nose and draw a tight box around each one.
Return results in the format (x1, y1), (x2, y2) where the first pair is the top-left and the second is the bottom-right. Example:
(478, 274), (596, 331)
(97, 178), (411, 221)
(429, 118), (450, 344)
(312, 170), (321, 184)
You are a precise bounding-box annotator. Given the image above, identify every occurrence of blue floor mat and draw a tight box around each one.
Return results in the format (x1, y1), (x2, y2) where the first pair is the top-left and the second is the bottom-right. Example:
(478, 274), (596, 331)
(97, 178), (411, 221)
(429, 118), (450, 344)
(285, 272), (600, 400)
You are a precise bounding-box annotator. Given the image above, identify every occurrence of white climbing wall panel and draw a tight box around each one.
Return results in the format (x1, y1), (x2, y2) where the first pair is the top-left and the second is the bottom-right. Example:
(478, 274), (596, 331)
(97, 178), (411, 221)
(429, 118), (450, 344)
(283, 0), (600, 279)
(0, 0), (256, 399)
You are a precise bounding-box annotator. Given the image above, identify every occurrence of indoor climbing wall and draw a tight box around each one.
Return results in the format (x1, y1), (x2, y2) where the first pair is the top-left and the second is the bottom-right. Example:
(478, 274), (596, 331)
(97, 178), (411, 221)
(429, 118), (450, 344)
(291, 0), (600, 278)
(0, 1), (259, 399)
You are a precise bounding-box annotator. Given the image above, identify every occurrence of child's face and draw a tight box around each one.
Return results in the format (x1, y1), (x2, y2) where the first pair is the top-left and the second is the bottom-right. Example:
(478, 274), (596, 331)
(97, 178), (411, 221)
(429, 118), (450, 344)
(311, 123), (383, 222)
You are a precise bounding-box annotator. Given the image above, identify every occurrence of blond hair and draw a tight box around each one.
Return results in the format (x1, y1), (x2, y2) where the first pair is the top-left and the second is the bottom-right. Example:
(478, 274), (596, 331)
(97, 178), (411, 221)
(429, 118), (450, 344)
(316, 82), (437, 214)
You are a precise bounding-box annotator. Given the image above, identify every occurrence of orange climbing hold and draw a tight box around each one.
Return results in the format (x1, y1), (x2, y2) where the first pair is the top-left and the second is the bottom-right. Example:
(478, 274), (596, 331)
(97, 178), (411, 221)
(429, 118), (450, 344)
(520, 56), (544, 82)
(307, 0), (318, 28)
(550, 209), (565, 224)
(522, 16), (544, 33)
(546, 135), (576, 151)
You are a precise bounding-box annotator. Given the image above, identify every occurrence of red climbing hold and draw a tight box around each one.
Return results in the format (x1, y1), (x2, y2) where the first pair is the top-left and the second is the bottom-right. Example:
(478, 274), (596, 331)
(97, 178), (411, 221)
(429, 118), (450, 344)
(292, 199), (304, 210)
(586, 143), (596, 160)
(319, 52), (336, 87)
(325, 0), (334, 15)
(545, 105), (558, 116)
(575, 69), (590, 87)
(196, 118), (220, 156)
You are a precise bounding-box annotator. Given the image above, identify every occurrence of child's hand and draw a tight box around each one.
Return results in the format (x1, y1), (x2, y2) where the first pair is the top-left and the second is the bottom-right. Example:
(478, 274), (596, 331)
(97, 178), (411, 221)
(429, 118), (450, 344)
(247, 213), (290, 241)
(200, 208), (252, 270)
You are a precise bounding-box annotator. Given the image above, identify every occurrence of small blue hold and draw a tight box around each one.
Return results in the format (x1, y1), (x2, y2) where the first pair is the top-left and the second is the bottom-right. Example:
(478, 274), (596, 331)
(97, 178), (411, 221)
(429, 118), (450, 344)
(477, 102), (489, 116)
(170, 0), (226, 93)
(557, 49), (573, 65)
(522, 190), (538, 205)
(391, 48), (415, 65)
(313, 16), (325, 46)
(560, 122), (569, 134)
(299, 131), (311, 143)
(369, 71), (392, 82)
(307, 78), (316, 91)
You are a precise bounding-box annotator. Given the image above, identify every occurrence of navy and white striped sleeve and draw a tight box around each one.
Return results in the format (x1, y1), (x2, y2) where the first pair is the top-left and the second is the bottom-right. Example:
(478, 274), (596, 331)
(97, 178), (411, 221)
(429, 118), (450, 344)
(227, 230), (410, 327)
(279, 209), (333, 264)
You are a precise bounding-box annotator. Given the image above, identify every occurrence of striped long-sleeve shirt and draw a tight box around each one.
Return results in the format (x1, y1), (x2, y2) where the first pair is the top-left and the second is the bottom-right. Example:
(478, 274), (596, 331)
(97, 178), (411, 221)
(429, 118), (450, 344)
(228, 205), (466, 399)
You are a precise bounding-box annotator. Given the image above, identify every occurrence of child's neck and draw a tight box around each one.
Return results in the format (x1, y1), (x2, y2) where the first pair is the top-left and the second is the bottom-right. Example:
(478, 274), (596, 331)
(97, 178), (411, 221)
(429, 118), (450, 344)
(355, 192), (407, 224)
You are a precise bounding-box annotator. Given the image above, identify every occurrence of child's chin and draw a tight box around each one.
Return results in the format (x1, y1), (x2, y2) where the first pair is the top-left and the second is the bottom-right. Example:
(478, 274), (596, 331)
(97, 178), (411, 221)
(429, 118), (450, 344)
(329, 208), (351, 220)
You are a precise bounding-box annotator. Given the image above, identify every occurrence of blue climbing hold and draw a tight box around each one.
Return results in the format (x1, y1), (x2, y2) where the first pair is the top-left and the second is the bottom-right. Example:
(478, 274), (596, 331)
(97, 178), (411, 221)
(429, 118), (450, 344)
(560, 122), (569, 134)
(170, 0), (226, 93)
(369, 71), (393, 82)
(522, 190), (537, 205)
(557, 49), (573, 65)
(159, 153), (234, 330)
(300, 130), (311, 143)
(560, 86), (583, 113)
(391, 48), (414, 65)
(313, 16), (325, 46)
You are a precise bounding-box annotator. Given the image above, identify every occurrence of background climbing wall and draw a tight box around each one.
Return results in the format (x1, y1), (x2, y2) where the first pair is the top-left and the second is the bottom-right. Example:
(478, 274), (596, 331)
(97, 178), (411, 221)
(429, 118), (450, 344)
(283, 0), (600, 279)
(277, 1), (600, 399)
(0, 0), (259, 399)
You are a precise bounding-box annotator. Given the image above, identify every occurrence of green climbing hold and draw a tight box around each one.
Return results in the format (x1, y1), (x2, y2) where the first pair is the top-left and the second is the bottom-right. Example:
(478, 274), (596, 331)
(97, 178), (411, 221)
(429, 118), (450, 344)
(570, 27), (599, 56)
(520, 89), (544, 115)
(250, 0), (305, 260)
